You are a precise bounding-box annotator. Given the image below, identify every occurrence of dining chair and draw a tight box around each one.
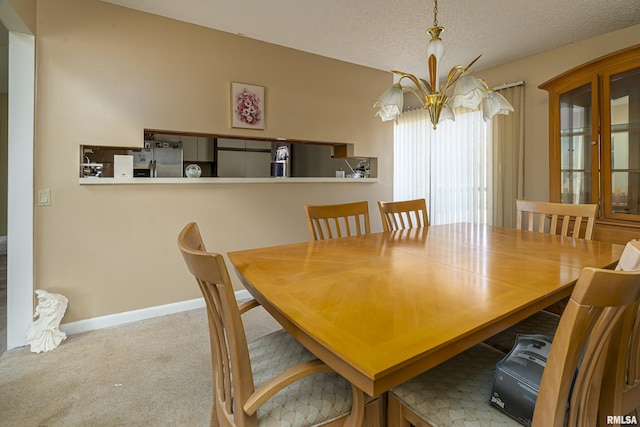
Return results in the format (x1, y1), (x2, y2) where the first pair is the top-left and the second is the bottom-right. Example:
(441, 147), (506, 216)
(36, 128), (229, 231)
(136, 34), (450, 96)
(304, 201), (370, 240)
(377, 198), (428, 231)
(177, 222), (365, 427)
(387, 266), (640, 427)
(504, 199), (598, 324)
(516, 199), (598, 240)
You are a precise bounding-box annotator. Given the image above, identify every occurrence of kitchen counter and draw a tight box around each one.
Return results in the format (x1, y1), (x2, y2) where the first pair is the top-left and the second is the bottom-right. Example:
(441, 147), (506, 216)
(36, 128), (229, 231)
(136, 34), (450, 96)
(79, 177), (379, 185)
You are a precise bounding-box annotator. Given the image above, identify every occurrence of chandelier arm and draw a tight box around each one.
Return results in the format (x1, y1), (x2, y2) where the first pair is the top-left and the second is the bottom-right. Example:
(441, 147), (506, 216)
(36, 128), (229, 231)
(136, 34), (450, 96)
(441, 53), (483, 93)
(464, 54), (482, 71)
(393, 71), (431, 103)
(441, 65), (466, 94)
(418, 78), (433, 94)
(402, 86), (425, 106)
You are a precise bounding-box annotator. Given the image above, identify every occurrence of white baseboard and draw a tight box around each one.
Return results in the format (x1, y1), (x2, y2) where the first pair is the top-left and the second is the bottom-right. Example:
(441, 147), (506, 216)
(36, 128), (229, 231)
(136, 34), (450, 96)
(60, 290), (252, 336)
(60, 298), (205, 336)
(0, 235), (6, 254)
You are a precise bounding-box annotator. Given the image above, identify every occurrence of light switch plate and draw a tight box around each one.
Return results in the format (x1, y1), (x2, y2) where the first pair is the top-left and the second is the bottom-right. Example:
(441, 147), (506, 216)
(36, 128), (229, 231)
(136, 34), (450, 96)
(37, 189), (51, 206)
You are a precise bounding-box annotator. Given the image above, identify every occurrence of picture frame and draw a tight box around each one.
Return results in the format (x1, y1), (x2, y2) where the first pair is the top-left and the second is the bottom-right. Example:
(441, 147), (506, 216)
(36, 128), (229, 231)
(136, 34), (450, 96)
(231, 82), (265, 130)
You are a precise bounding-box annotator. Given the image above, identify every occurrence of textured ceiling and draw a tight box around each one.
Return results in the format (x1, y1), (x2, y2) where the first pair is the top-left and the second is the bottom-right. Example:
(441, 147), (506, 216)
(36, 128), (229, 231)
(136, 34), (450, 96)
(102, 0), (640, 81)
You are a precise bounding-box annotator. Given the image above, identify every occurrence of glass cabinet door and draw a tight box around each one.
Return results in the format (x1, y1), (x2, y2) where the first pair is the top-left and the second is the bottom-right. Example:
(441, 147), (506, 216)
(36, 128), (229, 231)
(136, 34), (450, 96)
(604, 67), (640, 220)
(558, 83), (598, 205)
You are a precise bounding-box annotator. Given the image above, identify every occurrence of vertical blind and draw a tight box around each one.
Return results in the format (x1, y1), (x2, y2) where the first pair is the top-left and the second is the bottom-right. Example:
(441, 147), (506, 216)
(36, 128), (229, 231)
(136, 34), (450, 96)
(394, 108), (492, 225)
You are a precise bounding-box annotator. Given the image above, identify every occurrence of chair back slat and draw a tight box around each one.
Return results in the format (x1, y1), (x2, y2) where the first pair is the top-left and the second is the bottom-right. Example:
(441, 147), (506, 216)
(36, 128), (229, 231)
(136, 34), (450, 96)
(516, 199), (597, 240)
(305, 201), (370, 240)
(378, 199), (428, 232)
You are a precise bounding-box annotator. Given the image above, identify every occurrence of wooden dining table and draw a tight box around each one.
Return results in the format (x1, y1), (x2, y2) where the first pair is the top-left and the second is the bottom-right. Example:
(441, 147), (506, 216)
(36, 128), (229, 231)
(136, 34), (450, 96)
(227, 223), (624, 400)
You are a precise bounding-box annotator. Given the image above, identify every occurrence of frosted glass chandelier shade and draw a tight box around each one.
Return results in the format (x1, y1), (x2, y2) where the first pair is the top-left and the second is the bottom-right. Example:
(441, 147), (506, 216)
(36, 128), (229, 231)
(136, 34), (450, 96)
(481, 90), (515, 121)
(451, 74), (489, 109)
(373, 83), (404, 123)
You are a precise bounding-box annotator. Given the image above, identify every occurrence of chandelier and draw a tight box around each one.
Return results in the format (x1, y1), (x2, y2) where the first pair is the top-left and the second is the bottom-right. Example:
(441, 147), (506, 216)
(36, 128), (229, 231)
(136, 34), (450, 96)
(373, 0), (513, 129)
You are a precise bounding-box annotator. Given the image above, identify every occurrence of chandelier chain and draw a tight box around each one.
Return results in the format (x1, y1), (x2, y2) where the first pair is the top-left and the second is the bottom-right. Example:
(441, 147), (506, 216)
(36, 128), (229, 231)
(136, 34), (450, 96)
(433, 0), (439, 27)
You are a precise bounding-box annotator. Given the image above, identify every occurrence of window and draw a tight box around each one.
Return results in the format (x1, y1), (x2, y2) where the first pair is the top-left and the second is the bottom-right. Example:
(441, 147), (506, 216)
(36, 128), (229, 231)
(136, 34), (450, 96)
(394, 108), (492, 225)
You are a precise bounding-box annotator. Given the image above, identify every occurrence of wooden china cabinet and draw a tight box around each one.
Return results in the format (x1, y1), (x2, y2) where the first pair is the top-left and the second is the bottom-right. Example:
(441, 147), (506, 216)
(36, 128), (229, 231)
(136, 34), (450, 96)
(540, 45), (640, 244)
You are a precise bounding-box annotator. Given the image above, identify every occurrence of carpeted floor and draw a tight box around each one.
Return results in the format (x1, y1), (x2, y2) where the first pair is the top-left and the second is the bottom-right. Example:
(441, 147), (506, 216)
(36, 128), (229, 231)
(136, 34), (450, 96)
(0, 303), (281, 426)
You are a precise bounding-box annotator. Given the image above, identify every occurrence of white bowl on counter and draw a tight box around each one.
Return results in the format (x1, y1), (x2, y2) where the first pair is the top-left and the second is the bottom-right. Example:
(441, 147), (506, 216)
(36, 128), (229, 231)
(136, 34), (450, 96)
(185, 164), (202, 178)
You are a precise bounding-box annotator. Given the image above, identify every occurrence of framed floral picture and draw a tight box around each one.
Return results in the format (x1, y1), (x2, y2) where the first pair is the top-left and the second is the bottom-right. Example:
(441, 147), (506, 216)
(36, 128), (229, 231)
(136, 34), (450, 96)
(231, 82), (265, 130)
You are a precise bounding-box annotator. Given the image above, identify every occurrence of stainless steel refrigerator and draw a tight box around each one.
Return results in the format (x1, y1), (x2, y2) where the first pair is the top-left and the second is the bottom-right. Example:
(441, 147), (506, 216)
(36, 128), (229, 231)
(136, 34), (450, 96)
(129, 140), (183, 177)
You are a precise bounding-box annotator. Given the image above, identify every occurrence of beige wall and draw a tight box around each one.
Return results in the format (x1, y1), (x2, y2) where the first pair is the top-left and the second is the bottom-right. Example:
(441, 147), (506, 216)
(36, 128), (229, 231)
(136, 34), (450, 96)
(31, 0), (640, 324)
(35, 0), (393, 323)
(475, 24), (640, 202)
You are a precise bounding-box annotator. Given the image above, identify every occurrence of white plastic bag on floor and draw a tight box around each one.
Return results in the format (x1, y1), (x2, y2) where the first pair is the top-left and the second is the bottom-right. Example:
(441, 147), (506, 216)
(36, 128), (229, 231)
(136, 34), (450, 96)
(26, 289), (68, 353)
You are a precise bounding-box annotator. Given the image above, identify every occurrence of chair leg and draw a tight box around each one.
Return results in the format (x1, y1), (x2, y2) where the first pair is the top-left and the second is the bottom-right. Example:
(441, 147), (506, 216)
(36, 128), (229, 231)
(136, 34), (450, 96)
(344, 384), (365, 427)
(387, 395), (406, 427)
(388, 394), (427, 427)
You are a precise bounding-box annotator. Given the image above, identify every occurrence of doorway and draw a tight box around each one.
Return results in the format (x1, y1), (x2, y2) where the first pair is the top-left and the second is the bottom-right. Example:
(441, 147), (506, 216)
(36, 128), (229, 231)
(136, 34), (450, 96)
(1, 7), (35, 353)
